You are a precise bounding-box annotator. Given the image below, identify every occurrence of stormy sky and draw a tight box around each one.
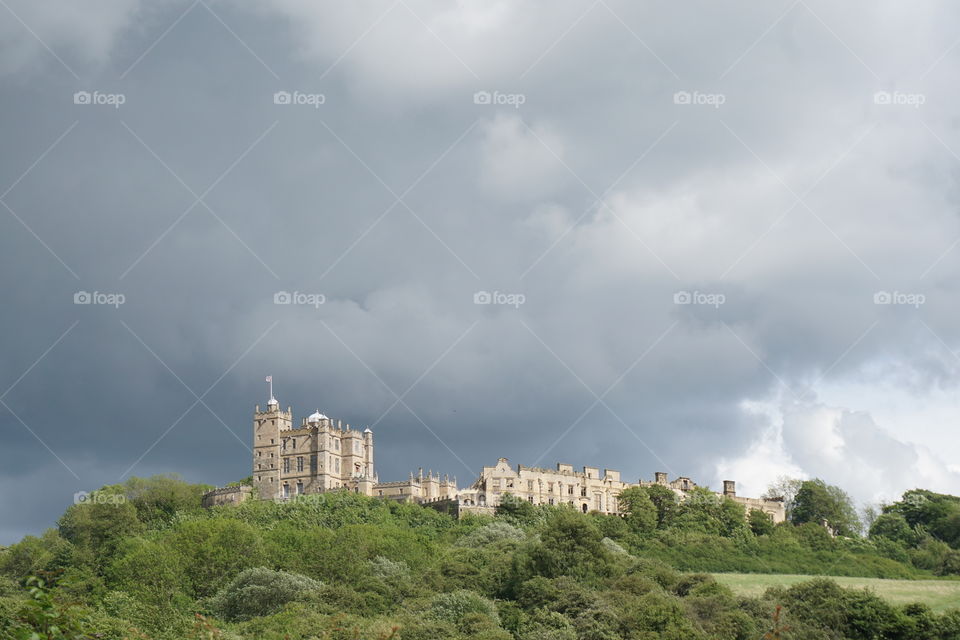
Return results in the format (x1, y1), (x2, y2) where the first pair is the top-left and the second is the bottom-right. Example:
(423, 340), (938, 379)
(2, 0), (960, 544)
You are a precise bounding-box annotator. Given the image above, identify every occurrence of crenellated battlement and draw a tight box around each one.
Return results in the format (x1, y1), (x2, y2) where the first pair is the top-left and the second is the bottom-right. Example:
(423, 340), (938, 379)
(208, 386), (785, 525)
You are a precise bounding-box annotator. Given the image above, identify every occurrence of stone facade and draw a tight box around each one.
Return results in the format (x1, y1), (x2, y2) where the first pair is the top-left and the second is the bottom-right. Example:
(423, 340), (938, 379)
(374, 469), (458, 503)
(457, 458), (786, 523)
(202, 393), (786, 525)
(201, 484), (253, 508)
(252, 398), (377, 500)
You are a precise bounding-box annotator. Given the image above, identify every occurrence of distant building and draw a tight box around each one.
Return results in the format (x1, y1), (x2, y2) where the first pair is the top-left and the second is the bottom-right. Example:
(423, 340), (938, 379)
(201, 389), (785, 524)
(457, 458), (786, 523)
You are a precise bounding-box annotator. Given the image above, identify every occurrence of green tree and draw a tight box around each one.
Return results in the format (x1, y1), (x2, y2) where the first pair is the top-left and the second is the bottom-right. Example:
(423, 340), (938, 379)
(57, 492), (144, 568)
(748, 509), (775, 536)
(644, 484), (681, 529)
(496, 493), (540, 527)
(170, 518), (265, 597)
(791, 479), (861, 537)
(616, 487), (657, 534)
(868, 512), (916, 547)
(123, 474), (209, 528)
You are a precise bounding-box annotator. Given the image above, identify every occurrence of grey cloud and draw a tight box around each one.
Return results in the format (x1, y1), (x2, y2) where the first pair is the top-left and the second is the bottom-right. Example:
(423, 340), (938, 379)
(3, 1), (960, 542)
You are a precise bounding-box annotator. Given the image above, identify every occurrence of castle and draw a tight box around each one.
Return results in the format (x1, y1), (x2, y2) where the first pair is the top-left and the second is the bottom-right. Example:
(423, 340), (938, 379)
(201, 388), (785, 524)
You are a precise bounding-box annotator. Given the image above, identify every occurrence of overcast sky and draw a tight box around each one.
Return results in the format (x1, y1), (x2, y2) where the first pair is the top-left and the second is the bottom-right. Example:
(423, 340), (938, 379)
(2, 0), (960, 544)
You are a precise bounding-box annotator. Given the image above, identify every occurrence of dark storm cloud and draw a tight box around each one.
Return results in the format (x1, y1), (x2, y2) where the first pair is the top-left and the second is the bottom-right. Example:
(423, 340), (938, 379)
(3, 0), (960, 543)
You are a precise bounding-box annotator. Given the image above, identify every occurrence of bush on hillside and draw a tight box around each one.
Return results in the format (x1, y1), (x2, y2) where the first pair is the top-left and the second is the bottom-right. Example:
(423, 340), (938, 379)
(208, 567), (322, 621)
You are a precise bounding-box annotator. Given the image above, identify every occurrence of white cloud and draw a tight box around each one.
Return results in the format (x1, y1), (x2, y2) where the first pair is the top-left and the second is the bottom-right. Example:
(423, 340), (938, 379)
(716, 393), (960, 508)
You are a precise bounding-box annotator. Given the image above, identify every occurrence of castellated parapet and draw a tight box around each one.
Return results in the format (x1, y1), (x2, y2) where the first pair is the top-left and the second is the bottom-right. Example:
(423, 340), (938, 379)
(202, 392), (785, 524)
(252, 398), (377, 500)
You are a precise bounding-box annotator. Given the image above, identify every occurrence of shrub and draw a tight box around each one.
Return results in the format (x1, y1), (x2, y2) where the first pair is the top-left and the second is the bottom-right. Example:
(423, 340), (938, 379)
(208, 567), (322, 621)
(457, 521), (526, 548)
(430, 589), (500, 628)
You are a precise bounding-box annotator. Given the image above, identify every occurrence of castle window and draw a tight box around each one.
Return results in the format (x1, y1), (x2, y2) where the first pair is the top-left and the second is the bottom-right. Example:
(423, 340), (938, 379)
(310, 455), (317, 473)
(296, 481), (303, 495)
(581, 487), (587, 497)
(335, 440), (340, 450)
(528, 495), (534, 503)
(282, 484), (290, 498)
(297, 457), (304, 472)
(527, 480), (533, 491)
(283, 458), (290, 473)
(335, 459), (340, 472)
(568, 486), (574, 495)
(292, 438), (296, 449)
(548, 482), (554, 493)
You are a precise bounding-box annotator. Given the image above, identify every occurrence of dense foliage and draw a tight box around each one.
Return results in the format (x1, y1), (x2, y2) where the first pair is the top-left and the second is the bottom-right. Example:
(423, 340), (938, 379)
(1, 474), (959, 639)
(868, 489), (960, 576)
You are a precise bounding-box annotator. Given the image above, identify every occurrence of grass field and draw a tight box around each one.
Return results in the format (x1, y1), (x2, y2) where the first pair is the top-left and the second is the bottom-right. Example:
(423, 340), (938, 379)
(712, 573), (960, 613)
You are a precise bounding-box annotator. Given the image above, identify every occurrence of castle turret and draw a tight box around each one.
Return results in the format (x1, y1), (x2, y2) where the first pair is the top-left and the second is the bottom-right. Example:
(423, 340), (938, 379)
(723, 480), (736, 498)
(253, 391), (292, 500)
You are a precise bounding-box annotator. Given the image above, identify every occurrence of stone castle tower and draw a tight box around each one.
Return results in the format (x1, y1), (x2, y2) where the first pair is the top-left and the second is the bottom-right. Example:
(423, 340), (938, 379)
(202, 379), (782, 525)
(253, 393), (376, 500)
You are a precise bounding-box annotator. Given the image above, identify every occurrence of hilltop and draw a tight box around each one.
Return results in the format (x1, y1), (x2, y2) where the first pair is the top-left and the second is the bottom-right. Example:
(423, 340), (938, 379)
(2, 474), (960, 639)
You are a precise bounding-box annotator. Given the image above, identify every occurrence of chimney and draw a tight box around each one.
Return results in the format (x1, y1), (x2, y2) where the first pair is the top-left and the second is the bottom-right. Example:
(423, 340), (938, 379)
(723, 480), (736, 497)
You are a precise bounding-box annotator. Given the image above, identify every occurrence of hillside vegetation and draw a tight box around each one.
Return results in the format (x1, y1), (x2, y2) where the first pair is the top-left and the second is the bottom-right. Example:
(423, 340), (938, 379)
(1, 475), (960, 639)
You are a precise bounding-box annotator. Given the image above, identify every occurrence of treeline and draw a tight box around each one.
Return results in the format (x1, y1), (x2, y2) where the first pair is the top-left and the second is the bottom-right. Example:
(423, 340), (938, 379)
(0, 474), (959, 639)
